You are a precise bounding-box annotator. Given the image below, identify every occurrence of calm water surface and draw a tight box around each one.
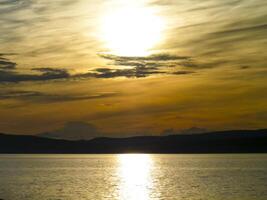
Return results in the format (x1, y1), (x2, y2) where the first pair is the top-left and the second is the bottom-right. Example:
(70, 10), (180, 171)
(0, 154), (267, 200)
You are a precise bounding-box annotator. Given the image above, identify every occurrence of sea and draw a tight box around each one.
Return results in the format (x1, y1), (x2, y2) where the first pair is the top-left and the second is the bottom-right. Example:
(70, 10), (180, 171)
(0, 154), (267, 200)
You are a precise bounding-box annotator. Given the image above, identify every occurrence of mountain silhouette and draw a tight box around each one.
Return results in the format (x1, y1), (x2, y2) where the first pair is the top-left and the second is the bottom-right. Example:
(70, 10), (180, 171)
(1, 129), (267, 153)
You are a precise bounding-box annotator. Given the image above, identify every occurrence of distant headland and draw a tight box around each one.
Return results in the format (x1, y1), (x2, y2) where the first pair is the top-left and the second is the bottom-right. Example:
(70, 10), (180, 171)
(1, 129), (267, 154)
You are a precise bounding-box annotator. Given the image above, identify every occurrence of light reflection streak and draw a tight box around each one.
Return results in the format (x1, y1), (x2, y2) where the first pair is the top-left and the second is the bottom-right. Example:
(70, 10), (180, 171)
(117, 154), (153, 200)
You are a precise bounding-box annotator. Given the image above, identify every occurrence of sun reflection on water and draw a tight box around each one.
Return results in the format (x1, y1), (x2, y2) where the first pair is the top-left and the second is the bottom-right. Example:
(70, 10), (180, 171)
(117, 154), (153, 200)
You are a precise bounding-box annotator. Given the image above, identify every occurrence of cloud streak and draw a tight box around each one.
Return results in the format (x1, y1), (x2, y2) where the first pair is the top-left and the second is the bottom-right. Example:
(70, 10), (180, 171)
(0, 90), (118, 104)
(100, 53), (190, 62)
(94, 53), (195, 78)
(0, 68), (69, 83)
(0, 60), (16, 70)
(0, 53), (196, 83)
(0, 54), (17, 70)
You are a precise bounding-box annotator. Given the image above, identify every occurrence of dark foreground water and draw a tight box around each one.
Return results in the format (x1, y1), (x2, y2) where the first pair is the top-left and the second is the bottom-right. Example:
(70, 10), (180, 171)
(0, 154), (267, 200)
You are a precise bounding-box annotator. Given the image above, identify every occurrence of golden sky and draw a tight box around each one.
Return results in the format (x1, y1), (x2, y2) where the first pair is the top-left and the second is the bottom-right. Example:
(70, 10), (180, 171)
(0, 0), (267, 138)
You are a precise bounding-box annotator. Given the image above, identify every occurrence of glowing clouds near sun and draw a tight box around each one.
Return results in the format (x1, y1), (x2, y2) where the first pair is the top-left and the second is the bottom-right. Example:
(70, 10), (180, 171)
(100, 5), (165, 56)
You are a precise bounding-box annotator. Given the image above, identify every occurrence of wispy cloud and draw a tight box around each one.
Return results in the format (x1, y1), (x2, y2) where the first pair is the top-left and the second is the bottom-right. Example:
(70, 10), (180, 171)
(95, 53), (194, 78)
(1, 0), (267, 135)
(86, 67), (164, 78)
(0, 90), (118, 104)
(0, 68), (70, 83)
(100, 53), (190, 62)
(0, 53), (17, 70)
(0, 60), (16, 70)
(0, 52), (196, 83)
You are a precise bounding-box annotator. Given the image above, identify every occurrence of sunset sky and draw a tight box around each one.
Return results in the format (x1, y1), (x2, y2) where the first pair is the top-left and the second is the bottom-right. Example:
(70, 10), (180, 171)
(0, 0), (267, 139)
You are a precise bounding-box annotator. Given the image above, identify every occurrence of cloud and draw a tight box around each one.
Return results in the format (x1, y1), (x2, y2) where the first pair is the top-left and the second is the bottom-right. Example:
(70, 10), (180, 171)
(0, 90), (118, 104)
(39, 121), (101, 140)
(32, 67), (70, 78)
(84, 67), (196, 79)
(86, 67), (164, 78)
(0, 53), (17, 57)
(240, 66), (250, 70)
(0, 55), (71, 83)
(211, 23), (267, 35)
(100, 53), (191, 68)
(100, 53), (190, 62)
(0, 53), (196, 83)
(0, 67), (70, 83)
(94, 53), (195, 78)
(186, 0), (243, 12)
(0, 90), (40, 100)
(155, 0), (267, 72)
(0, 53), (17, 70)
(0, 60), (16, 70)
(0, 66), (162, 83)
(100, 53), (191, 69)
(172, 71), (195, 75)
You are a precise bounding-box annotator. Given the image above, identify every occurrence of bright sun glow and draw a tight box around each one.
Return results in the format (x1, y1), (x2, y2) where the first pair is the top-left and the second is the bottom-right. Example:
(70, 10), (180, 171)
(101, 5), (164, 56)
(117, 154), (153, 200)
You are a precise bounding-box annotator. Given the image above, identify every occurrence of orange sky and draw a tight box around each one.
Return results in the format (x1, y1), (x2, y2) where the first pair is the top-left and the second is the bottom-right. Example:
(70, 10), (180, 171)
(0, 0), (267, 138)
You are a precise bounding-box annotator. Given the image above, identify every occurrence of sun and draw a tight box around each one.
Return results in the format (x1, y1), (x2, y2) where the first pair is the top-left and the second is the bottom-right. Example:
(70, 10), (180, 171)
(100, 5), (164, 57)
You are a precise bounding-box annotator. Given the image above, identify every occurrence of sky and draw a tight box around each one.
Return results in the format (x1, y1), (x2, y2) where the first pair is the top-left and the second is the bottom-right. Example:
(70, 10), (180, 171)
(0, 0), (267, 139)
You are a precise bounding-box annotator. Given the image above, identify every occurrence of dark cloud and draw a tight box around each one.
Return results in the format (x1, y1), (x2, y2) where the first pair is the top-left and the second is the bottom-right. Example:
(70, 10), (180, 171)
(0, 65), (195, 83)
(240, 66), (250, 70)
(0, 66), (150, 83)
(0, 60), (16, 70)
(100, 53), (190, 70)
(0, 67), (70, 83)
(0, 90), (40, 100)
(32, 67), (70, 78)
(0, 53), (17, 70)
(80, 67), (196, 79)
(100, 53), (190, 62)
(96, 53), (194, 78)
(179, 59), (230, 69)
(87, 67), (164, 78)
(0, 52), (196, 83)
(172, 71), (195, 75)
(0, 54), (73, 83)
(0, 53), (17, 57)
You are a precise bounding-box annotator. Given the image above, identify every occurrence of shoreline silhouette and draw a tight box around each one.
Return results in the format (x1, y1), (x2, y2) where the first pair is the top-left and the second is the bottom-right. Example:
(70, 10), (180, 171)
(1, 129), (267, 154)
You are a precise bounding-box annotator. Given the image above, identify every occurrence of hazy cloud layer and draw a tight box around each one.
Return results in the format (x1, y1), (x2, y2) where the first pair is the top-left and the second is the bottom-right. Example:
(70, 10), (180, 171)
(0, 0), (267, 135)
(0, 53), (196, 82)
(1, 0), (267, 76)
(0, 67), (195, 83)
(0, 90), (118, 104)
